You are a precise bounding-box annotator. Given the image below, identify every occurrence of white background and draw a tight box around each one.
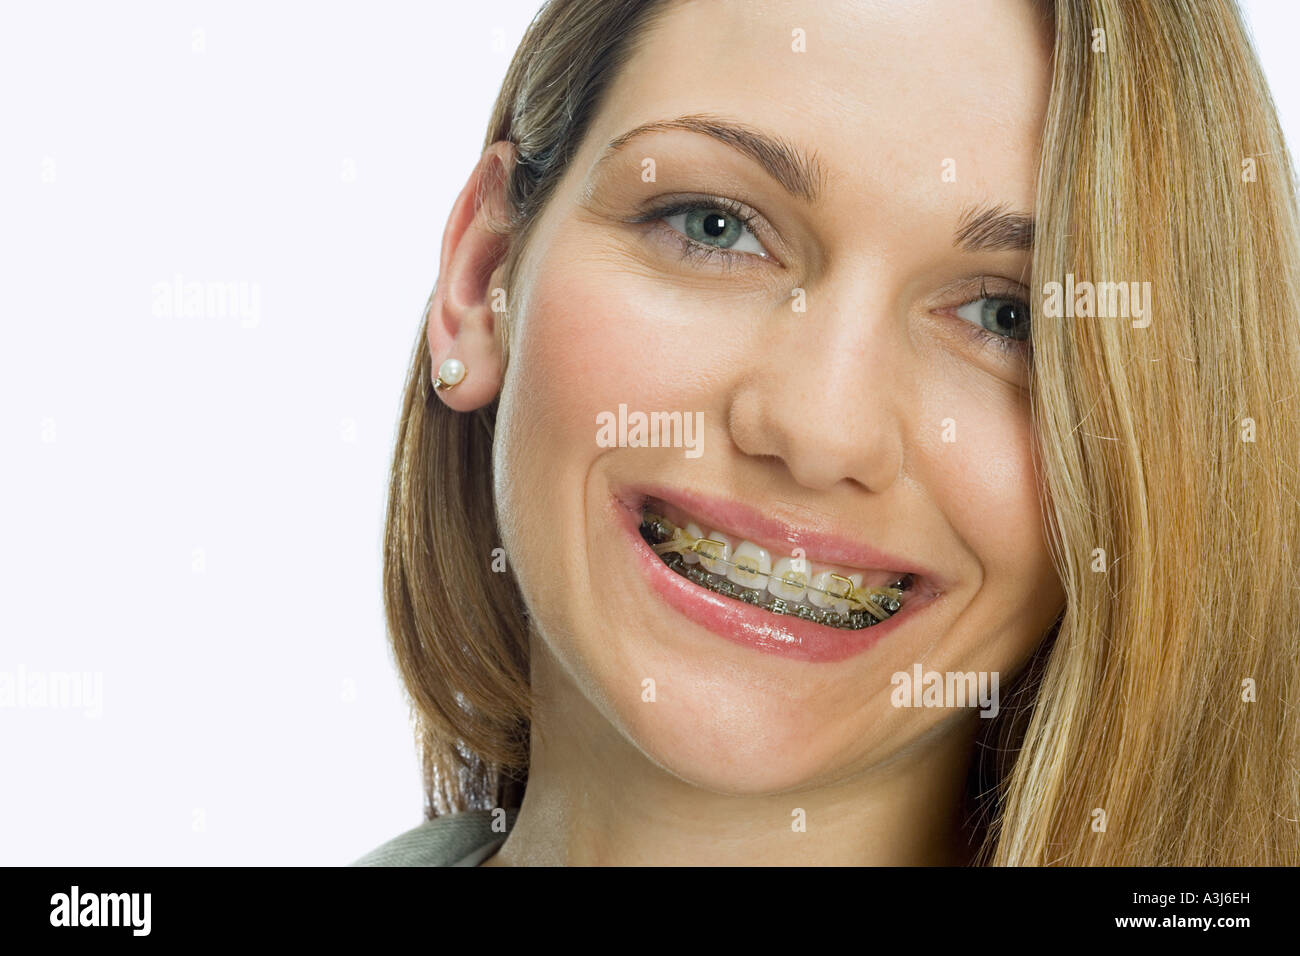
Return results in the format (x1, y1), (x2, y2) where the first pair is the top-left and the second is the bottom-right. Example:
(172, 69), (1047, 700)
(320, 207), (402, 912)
(1, 1), (1296, 865)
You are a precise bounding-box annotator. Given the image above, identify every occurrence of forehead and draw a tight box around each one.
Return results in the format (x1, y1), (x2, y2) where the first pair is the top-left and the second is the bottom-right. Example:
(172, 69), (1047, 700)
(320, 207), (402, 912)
(581, 0), (1052, 216)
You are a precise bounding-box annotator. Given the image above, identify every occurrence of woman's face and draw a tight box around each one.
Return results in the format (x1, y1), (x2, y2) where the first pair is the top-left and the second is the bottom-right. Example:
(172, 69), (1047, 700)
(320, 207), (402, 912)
(481, 0), (1063, 793)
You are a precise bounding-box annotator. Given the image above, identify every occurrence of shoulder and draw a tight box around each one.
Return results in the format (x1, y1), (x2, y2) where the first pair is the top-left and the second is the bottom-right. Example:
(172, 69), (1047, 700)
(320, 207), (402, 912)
(349, 808), (518, 867)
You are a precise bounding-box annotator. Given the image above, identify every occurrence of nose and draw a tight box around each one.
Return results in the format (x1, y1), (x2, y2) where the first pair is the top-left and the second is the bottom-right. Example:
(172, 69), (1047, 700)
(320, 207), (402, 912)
(727, 294), (905, 494)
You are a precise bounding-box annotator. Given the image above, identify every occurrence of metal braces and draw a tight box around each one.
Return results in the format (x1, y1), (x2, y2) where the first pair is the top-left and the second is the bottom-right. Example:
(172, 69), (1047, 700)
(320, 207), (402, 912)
(641, 512), (904, 622)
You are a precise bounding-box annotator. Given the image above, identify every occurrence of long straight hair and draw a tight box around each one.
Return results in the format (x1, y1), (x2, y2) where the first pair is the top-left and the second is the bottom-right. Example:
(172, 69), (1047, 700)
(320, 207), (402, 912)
(382, 0), (1300, 864)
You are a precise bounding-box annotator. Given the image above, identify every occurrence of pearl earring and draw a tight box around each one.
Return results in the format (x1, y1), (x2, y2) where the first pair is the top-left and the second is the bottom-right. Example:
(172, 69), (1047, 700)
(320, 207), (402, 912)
(434, 358), (466, 392)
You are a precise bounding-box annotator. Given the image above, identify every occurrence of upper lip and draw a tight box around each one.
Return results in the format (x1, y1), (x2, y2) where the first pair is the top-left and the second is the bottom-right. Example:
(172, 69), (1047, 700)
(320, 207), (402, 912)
(620, 483), (943, 587)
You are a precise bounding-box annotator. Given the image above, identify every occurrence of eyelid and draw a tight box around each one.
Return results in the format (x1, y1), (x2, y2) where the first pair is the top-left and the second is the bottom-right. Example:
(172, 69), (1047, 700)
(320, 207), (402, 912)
(630, 194), (785, 268)
(936, 278), (1033, 360)
(935, 273), (1032, 306)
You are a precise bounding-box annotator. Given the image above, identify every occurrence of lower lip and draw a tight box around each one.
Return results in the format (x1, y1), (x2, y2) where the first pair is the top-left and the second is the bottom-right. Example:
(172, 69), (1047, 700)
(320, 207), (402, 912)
(612, 494), (933, 664)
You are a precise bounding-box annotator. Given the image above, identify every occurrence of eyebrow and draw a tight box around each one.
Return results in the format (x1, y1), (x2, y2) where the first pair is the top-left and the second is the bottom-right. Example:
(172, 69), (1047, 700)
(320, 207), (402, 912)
(954, 202), (1035, 252)
(595, 115), (1035, 252)
(595, 113), (827, 204)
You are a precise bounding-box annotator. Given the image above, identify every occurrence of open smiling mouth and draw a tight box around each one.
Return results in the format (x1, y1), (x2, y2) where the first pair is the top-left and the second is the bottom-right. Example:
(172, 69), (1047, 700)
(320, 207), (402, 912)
(637, 500), (914, 631)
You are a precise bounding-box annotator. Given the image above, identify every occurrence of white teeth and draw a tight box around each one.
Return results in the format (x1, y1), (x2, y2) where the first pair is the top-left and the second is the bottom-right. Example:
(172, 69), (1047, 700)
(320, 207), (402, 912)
(805, 571), (833, 608)
(682, 522), (703, 564)
(767, 558), (809, 601)
(832, 573), (864, 614)
(697, 530), (733, 575)
(727, 540), (771, 589)
(643, 508), (909, 616)
(808, 569), (856, 608)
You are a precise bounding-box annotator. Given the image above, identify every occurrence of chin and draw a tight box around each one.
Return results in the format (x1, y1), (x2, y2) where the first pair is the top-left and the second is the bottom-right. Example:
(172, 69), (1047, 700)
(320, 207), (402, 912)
(617, 694), (859, 796)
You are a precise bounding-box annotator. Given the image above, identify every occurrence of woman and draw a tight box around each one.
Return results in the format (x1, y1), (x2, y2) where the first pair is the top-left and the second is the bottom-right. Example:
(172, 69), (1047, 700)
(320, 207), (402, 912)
(353, 0), (1300, 866)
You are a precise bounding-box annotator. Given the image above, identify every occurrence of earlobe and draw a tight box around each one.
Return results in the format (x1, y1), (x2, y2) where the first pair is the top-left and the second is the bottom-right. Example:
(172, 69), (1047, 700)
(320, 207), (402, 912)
(425, 141), (517, 411)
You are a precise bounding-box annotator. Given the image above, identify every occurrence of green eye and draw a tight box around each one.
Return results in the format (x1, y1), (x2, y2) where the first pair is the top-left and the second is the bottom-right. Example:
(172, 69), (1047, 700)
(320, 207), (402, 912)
(954, 296), (1032, 340)
(662, 206), (768, 256)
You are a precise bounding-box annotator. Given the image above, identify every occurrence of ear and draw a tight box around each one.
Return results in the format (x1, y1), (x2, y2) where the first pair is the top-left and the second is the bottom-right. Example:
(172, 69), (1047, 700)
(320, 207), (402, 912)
(426, 140), (517, 411)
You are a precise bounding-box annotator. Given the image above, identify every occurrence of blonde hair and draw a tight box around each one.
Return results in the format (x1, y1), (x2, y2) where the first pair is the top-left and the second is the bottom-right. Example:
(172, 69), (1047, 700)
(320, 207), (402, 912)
(383, 0), (1300, 864)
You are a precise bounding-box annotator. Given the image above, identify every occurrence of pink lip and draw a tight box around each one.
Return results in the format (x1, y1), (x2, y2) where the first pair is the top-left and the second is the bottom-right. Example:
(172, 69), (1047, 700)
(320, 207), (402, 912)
(617, 483), (942, 584)
(610, 487), (943, 664)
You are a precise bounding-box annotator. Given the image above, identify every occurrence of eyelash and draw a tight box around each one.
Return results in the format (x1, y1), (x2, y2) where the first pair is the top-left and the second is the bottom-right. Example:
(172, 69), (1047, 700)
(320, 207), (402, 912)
(634, 196), (768, 271)
(635, 197), (1031, 360)
(956, 277), (1033, 359)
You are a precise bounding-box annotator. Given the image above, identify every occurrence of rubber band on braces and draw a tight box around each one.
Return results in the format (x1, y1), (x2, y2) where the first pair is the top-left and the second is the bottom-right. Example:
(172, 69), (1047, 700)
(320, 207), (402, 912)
(646, 513), (901, 621)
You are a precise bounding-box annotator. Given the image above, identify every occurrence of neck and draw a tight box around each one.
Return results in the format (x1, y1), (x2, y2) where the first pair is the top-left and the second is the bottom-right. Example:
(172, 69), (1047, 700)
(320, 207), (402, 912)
(484, 641), (982, 867)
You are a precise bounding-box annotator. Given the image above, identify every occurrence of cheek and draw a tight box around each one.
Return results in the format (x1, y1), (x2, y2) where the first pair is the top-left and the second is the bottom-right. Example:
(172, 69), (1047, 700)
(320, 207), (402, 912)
(906, 378), (1062, 686)
(508, 263), (682, 440)
(493, 250), (701, 625)
(500, 237), (745, 494)
(919, 382), (1052, 594)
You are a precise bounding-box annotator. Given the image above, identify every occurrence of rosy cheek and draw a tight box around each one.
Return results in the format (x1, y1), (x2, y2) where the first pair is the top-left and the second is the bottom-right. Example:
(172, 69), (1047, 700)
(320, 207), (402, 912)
(514, 253), (714, 430)
(509, 277), (628, 438)
(918, 389), (1043, 577)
